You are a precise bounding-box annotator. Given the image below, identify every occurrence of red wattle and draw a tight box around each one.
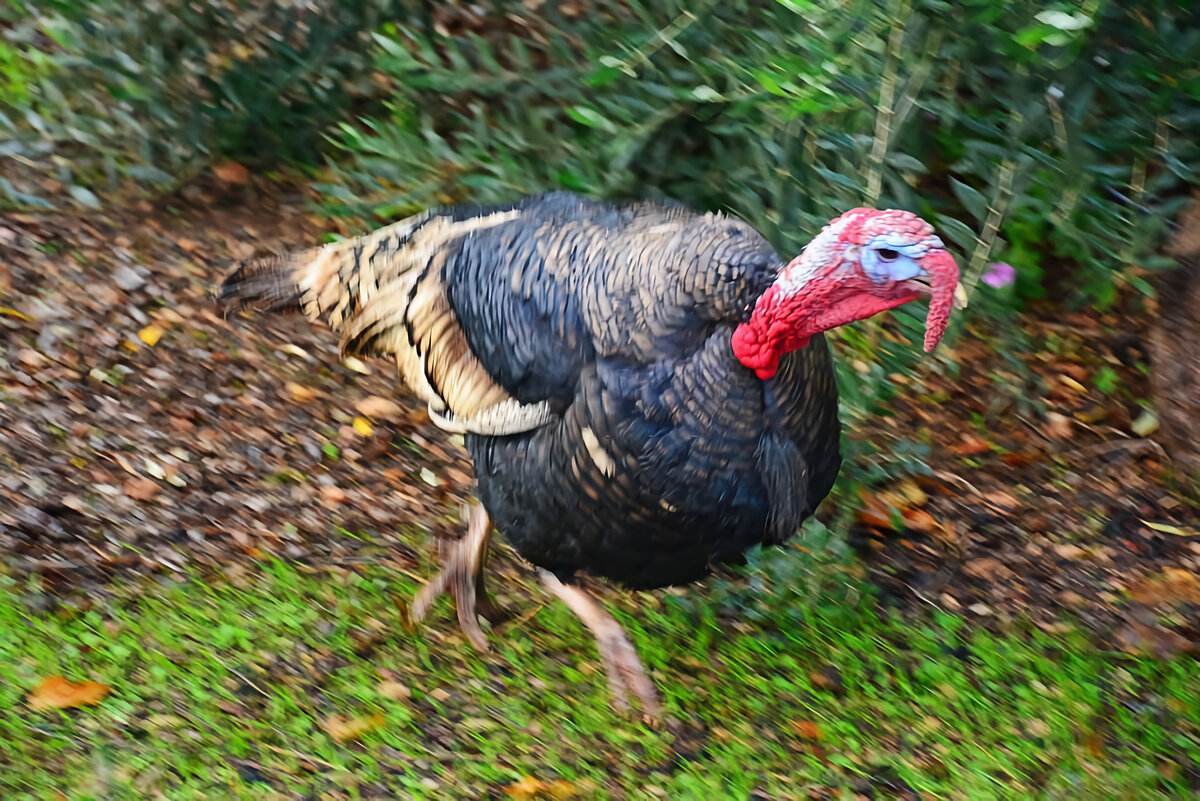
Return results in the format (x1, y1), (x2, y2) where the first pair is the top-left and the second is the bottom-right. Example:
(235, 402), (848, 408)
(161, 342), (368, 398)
(731, 322), (781, 380)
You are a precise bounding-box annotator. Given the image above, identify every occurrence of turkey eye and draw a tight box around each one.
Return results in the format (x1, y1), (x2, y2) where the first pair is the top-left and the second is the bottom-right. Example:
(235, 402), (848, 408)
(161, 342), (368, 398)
(877, 248), (900, 263)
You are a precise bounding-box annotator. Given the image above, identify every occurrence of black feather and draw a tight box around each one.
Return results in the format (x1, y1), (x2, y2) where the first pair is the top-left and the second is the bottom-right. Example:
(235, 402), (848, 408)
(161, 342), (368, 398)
(219, 191), (846, 589)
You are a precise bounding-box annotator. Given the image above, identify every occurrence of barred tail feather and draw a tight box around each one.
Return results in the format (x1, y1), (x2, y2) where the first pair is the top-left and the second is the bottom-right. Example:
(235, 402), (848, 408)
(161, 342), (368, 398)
(217, 211), (435, 335)
(214, 205), (549, 435)
(217, 251), (311, 317)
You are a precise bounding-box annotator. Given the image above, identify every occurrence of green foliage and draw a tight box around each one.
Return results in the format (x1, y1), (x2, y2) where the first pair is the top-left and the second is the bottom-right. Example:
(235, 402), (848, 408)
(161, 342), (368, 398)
(330, 0), (1199, 315)
(0, 0), (397, 209)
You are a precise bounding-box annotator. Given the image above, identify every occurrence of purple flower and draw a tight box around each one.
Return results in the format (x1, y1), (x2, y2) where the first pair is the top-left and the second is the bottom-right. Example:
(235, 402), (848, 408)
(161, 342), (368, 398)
(982, 262), (1016, 289)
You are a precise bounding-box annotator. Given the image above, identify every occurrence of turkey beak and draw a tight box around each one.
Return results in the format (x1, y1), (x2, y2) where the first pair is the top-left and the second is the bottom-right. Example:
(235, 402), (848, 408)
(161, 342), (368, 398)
(918, 250), (961, 353)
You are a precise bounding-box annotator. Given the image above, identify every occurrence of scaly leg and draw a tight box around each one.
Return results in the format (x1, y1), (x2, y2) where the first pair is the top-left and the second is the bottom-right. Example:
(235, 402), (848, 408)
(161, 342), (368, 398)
(539, 570), (662, 720)
(410, 502), (499, 651)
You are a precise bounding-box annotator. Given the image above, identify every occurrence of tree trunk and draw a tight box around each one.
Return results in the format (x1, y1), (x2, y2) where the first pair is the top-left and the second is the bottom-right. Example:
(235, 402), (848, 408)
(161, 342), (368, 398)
(1149, 196), (1200, 482)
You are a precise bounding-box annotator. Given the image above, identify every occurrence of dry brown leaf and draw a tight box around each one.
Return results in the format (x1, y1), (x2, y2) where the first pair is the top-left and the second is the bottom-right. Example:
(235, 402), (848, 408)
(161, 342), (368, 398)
(17, 348), (45, 368)
(319, 485), (348, 505)
(378, 680), (412, 702)
(1128, 568), (1200, 606)
(902, 508), (938, 532)
(285, 381), (318, 402)
(504, 776), (577, 800)
(857, 493), (894, 529)
(857, 491), (939, 533)
(354, 395), (403, 420)
(27, 676), (112, 711)
(790, 720), (824, 740)
(505, 777), (549, 800)
(322, 712), (385, 743)
(951, 433), (992, 456)
(1044, 412), (1074, 440)
(124, 476), (161, 501)
(212, 161), (250, 185)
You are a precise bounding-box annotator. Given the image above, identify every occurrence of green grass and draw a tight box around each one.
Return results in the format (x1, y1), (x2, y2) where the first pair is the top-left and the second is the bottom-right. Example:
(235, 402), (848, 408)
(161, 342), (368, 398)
(1, 541), (1198, 799)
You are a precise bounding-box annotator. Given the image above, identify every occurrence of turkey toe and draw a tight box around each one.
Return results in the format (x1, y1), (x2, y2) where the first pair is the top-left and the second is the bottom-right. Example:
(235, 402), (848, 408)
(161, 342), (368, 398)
(410, 503), (497, 652)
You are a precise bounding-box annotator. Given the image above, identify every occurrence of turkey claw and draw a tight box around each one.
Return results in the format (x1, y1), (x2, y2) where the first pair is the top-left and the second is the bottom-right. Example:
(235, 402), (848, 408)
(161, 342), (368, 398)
(410, 504), (498, 652)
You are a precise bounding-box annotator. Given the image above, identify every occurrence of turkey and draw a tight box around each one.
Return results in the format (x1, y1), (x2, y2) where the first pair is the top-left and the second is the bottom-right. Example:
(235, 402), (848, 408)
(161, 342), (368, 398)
(218, 192), (962, 716)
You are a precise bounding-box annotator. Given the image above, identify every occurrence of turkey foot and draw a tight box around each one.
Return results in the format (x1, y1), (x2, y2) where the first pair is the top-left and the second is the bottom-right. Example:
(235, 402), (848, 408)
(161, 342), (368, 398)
(410, 502), (500, 651)
(539, 570), (662, 720)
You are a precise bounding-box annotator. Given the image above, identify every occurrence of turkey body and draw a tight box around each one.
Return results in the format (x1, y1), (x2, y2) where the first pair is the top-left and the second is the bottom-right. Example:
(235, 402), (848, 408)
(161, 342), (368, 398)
(222, 192), (843, 589)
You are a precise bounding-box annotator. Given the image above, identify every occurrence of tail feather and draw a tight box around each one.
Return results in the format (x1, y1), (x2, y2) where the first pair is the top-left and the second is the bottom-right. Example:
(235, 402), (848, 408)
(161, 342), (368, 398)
(217, 252), (310, 316)
(217, 212), (435, 334)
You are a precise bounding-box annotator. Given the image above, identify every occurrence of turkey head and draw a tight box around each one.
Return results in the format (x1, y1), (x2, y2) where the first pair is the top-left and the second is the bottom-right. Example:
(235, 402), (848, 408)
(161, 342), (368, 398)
(732, 208), (963, 379)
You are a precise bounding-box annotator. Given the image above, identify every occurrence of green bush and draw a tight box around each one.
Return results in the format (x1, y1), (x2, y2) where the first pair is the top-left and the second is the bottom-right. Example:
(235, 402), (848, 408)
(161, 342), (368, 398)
(0, 0), (397, 209)
(328, 0), (1200, 317)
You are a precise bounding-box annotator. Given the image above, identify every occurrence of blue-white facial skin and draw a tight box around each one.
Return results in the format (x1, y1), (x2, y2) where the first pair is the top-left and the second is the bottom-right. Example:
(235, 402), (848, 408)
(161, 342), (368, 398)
(860, 234), (944, 284)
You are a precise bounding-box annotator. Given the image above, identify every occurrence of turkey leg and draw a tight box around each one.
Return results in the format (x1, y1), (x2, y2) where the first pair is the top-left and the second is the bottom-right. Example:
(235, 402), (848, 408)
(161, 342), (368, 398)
(410, 501), (501, 651)
(538, 570), (662, 719)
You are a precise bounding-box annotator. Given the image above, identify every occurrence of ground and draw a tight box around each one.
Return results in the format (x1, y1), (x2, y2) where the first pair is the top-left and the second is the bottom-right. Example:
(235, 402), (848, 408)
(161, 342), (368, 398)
(1, 185), (1198, 799)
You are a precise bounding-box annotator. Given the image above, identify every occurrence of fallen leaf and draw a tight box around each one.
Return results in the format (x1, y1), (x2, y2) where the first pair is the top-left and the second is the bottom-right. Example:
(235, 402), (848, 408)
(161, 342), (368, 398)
(505, 777), (548, 800)
(902, 508), (938, 532)
(352, 417), (374, 437)
(354, 395), (402, 419)
(1044, 412), (1074, 440)
(27, 676), (111, 711)
(138, 324), (164, 346)
(342, 356), (371, 374)
(1141, 520), (1199, 537)
(378, 680), (411, 702)
(285, 381), (318, 402)
(896, 477), (928, 507)
(504, 776), (577, 800)
(319, 485), (348, 505)
(322, 713), (384, 743)
(1131, 408), (1159, 437)
(857, 490), (939, 532)
(951, 433), (992, 456)
(1, 305), (31, 320)
(212, 161), (250, 185)
(124, 476), (161, 501)
(17, 348), (44, 368)
(280, 343), (310, 360)
(1128, 568), (1200, 605)
(790, 720), (824, 740)
(857, 492), (895, 528)
(1059, 375), (1089, 394)
(1053, 543), (1086, 560)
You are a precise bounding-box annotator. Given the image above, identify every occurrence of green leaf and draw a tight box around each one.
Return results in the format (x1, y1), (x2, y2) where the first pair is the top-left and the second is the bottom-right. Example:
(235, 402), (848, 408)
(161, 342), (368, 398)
(886, 153), (926, 173)
(68, 185), (100, 209)
(565, 106), (615, 132)
(934, 215), (978, 251)
(950, 178), (988, 223)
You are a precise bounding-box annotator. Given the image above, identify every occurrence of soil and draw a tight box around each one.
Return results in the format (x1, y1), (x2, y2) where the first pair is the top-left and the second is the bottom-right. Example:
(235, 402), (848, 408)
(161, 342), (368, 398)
(2, 185), (1198, 657)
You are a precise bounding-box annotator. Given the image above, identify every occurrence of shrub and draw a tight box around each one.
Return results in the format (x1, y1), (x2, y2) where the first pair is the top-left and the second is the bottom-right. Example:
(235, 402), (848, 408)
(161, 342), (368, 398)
(329, 0), (1200, 317)
(0, 0), (397, 209)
